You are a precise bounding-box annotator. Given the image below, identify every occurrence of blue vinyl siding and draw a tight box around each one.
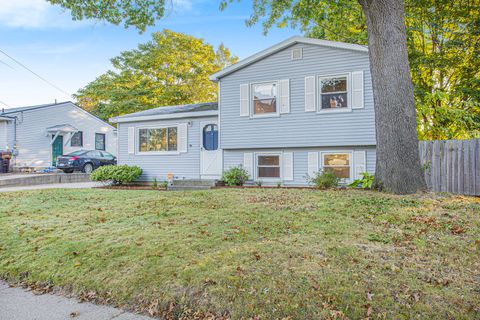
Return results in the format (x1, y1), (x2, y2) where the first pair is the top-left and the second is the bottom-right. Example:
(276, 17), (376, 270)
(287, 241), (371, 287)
(219, 42), (376, 149)
(118, 116), (217, 181)
(224, 147), (376, 186)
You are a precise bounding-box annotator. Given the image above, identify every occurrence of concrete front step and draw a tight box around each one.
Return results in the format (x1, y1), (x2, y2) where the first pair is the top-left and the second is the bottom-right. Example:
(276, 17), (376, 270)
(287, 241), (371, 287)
(0, 173), (91, 188)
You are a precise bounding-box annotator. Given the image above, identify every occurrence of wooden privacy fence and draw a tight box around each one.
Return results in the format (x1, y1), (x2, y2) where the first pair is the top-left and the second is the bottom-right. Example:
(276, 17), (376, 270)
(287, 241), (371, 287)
(419, 139), (480, 196)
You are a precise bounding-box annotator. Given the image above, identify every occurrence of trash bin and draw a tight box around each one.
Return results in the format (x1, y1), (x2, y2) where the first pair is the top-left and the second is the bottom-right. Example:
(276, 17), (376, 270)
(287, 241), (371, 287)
(0, 151), (12, 173)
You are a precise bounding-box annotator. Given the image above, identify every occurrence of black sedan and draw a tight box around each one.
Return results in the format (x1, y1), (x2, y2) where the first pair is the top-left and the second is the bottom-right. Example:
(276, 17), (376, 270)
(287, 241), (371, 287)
(56, 150), (116, 173)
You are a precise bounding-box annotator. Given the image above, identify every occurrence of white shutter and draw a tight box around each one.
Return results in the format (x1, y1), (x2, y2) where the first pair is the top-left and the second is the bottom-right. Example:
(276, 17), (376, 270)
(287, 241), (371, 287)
(283, 152), (294, 181)
(305, 76), (316, 112)
(354, 150), (366, 179)
(240, 84), (250, 116)
(279, 79), (290, 114)
(178, 123), (188, 153)
(243, 153), (254, 179)
(352, 71), (364, 109)
(307, 152), (319, 178)
(127, 127), (135, 154)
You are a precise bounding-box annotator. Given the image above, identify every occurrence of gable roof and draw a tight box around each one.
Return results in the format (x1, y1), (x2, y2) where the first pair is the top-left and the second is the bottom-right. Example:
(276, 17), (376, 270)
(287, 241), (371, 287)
(209, 36), (368, 81)
(110, 102), (218, 123)
(0, 101), (116, 129)
(0, 101), (72, 114)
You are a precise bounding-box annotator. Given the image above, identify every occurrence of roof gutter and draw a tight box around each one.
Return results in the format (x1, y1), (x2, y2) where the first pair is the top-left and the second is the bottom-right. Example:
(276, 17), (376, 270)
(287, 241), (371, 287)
(110, 110), (218, 124)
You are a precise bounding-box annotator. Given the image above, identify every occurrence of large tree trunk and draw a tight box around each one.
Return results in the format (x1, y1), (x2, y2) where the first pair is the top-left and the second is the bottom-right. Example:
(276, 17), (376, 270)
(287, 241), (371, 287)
(358, 0), (426, 194)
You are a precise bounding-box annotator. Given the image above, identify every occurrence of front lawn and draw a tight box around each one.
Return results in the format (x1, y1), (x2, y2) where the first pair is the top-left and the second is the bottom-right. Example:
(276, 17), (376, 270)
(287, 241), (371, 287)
(0, 188), (479, 319)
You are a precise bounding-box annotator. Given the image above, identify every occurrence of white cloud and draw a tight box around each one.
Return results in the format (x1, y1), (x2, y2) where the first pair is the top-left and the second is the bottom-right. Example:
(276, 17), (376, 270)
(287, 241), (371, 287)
(0, 0), (50, 28)
(0, 0), (89, 29)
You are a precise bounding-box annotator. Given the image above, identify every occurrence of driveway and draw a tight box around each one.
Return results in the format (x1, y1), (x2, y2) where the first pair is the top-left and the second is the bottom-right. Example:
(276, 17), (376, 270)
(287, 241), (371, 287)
(0, 182), (102, 192)
(0, 282), (153, 320)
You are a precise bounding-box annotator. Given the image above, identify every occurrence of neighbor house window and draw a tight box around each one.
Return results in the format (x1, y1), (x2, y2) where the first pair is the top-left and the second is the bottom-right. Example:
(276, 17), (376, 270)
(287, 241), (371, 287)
(319, 75), (349, 110)
(257, 154), (281, 179)
(95, 133), (106, 151)
(322, 153), (351, 179)
(71, 131), (83, 147)
(252, 82), (277, 115)
(138, 127), (177, 152)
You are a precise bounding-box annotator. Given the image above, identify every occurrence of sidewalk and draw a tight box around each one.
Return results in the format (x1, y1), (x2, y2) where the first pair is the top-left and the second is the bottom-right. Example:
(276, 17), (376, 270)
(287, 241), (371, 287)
(0, 182), (102, 192)
(0, 282), (153, 320)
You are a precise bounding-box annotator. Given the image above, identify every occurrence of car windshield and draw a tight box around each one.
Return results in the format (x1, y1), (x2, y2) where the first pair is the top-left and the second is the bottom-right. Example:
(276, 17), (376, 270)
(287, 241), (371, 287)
(66, 150), (86, 156)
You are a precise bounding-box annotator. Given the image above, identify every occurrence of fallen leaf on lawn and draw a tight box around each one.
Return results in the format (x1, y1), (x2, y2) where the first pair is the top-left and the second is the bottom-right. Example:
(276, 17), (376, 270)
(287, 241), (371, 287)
(367, 291), (374, 301)
(74, 260), (81, 267)
(451, 225), (465, 234)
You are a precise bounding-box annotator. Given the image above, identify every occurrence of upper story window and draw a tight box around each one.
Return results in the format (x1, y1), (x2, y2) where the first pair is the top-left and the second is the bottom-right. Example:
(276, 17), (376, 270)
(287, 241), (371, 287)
(252, 82), (277, 115)
(139, 127), (177, 152)
(71, 131), (83, 147)
(319, 75), (349, 110)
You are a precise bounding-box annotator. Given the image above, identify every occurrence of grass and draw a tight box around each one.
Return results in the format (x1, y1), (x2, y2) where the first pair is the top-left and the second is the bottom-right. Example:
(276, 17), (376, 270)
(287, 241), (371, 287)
(0, 188), (479, 319)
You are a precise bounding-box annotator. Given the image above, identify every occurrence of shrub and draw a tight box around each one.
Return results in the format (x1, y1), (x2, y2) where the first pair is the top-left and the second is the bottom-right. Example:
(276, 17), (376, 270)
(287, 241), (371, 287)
(308, 170), (340, 189)
(91, 165), (142, 185)
(222, 167), (249, 186)
(349, 172), (375, 189)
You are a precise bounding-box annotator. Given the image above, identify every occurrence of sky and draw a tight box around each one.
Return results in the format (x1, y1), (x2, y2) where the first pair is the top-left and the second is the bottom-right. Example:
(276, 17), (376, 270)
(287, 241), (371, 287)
(0, 0), (300, 109)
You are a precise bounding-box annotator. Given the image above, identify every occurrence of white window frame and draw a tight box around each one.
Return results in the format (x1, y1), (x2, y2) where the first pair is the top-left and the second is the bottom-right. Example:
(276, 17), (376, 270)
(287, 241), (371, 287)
(136, 125), (180, 155)
(255, 152), (282, 181)
(317, 73), (352, 113)
(320, 151), (353, 183)
(250, 80), (280, 118)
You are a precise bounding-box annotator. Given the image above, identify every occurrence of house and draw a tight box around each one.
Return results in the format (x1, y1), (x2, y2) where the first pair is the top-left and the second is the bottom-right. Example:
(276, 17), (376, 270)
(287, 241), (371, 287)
(111, 36), (376, 185)
(0, 101), (117, 169)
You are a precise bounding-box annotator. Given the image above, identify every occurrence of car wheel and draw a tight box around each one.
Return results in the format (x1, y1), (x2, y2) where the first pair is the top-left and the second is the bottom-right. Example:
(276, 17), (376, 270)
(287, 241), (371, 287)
(62, 169), (74, 174)
(83, 163), (94, 174)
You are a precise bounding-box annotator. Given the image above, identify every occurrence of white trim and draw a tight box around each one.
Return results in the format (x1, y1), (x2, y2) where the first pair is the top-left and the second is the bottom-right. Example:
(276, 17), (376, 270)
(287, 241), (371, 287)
(250, 80), (280, 118)
(320, 151), (353, 183)
(254, 152), (282, 181)
(111, 110), (218, 123)
(200, 120), (222, 179)
(209, 36), (368, 81)
(305, 76), (316, 112)
(351, 71), (365, 109)
(135, 125), (181, 155)
(317, 73), (352, 113)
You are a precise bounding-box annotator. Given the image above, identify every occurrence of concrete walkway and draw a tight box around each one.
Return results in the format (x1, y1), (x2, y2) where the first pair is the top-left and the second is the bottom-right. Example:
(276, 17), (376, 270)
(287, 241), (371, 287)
(0, 182), (102, 192)
(0, 282), (153, 320)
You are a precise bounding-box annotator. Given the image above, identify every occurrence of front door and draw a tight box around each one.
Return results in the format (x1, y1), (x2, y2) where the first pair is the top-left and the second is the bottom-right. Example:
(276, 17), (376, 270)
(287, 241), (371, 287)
(52, 135), (63, 166)
(200, 122), (222, 179)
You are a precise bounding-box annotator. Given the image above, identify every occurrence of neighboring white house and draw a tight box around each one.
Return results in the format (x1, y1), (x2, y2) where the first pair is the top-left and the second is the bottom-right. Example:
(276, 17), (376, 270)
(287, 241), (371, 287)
(0, 101), (117, 168)
(111, 36), (376, 186)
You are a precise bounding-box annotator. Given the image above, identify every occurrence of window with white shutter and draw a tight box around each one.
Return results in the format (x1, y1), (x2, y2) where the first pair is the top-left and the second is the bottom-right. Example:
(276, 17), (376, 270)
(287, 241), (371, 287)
(279, 79), (290, 114)
(352, 71), (364, 109)
(177, 123), (188, 153)
(240, 84), (249, 116)
(307, 152), (318, 178)
(305, 76), (316, 112)
(354, 150), (366, 179)
(283, 152), (294, 181)
(243, 153), (254, 179)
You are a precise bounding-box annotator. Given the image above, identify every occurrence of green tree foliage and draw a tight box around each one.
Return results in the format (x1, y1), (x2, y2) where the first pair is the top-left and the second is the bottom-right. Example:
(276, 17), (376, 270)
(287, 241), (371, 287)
(47, 0), (166, 32)
(226, 0), (479, 140)
(74, 30), (237, 121)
